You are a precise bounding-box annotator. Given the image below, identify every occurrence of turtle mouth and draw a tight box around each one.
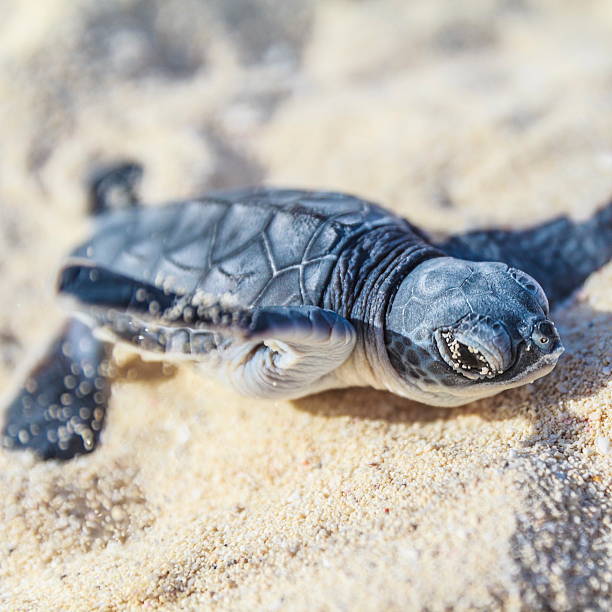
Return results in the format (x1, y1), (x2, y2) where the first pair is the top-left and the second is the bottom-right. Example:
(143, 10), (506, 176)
(434, 316), (513, 381)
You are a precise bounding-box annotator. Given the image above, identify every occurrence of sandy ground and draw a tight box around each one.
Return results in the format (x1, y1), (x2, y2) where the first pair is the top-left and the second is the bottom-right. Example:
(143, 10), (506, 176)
(0, 1), (610, 610)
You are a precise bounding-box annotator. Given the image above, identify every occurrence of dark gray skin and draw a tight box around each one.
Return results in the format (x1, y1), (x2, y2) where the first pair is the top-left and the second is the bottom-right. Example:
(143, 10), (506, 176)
(384, 258), (562, 405)
(3, 163), (611, 459)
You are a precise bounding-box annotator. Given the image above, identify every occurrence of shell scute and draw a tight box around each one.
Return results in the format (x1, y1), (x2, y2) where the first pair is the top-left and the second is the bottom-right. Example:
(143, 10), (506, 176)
(201, 240), (272, 304)
(212, 203), (273, 262)
(253, 268), (302, 306)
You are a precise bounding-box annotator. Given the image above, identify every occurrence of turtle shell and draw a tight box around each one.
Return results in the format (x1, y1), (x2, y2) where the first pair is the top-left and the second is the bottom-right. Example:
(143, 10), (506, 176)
(69, 189), (400, 309)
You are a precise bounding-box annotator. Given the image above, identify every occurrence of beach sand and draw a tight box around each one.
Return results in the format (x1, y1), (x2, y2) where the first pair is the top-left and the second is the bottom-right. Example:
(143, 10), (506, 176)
(0, 1), (610, 609)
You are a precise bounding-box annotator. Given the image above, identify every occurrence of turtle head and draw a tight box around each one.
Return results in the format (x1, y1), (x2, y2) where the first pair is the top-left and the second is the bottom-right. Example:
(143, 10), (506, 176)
(384, 257), (563, 406)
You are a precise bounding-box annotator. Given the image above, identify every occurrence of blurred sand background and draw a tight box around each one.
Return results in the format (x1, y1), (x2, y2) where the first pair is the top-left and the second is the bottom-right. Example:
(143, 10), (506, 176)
(0, 1), (610, 609)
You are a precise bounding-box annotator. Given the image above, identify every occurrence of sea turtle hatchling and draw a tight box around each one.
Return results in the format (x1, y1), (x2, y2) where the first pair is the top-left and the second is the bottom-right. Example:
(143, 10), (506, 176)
(3, 163), (611, 459)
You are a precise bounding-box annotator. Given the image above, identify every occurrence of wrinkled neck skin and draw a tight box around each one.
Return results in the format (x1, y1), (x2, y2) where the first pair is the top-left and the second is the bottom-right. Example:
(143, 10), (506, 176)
(323, 224), (443, 395)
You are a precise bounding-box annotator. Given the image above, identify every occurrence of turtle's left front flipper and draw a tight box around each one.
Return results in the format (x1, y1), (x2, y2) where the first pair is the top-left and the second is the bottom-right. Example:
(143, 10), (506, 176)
(2, 319), (111, 460)
(437, 201), (612, 307)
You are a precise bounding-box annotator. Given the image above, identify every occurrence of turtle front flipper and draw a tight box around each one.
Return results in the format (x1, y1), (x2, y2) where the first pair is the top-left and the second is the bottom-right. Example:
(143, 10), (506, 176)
(173, 303), (358, 399)
(217, 305), (357, 399)
(58, 263), (356, 399)
(437, 201), (612, 307)
(2, 319), (111, 460)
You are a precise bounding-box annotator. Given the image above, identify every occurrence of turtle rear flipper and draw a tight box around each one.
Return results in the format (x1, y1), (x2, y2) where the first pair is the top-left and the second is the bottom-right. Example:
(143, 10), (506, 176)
(88, 161), (143, 215)
(437, 201), (612, 307)
(2, 319), (110, 460)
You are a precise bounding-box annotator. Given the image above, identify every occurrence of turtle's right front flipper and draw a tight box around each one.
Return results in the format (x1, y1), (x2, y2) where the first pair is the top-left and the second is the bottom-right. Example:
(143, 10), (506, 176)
(437, 201), (612, 307)
(219, 305), (357, 399)
(2, 319), (111, 460)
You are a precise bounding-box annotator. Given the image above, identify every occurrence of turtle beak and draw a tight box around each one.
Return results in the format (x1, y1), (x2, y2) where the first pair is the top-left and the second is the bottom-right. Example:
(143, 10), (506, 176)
(435, 314), (513, 380)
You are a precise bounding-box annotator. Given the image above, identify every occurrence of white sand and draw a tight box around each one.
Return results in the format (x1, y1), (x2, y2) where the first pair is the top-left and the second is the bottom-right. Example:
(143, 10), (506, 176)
(0, 1), (610, 609)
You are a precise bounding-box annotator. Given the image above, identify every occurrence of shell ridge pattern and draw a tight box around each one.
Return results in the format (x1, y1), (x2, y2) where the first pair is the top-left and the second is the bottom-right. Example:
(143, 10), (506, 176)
(248, 200), (386, 307)
(101, 214), (142, 270)
(248, 216), (324, 307)
(250, 235), (323, 307)
(302, 213), (354, 262)
(261, 231), (278, 275)
(209, 206), (274, 265)
(123, 206), (171, 279)
(194, 200), (233, 290)
(75, 191), (409, 316)
(162, 200), (227, 275)
(147, 202), (189, 283)
(204, 203), (225, 267)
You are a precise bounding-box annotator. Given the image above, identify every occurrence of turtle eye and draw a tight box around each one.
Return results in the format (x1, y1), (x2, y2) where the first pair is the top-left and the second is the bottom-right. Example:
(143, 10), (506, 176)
(531, 320), (558, 353)
(509, 268), (549, 315)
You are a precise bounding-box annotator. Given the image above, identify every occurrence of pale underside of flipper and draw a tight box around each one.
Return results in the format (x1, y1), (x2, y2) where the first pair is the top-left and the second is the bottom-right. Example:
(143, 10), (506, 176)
(217, 304), (357, 398)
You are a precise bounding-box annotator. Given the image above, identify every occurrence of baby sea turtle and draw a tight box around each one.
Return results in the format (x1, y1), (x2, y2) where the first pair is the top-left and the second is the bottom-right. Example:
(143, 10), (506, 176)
(3, 163), (611, 459)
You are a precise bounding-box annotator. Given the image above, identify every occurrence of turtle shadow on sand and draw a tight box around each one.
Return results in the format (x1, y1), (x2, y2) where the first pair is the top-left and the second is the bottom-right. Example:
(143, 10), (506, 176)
(113, 356), (177, 382)
(292, 301), (611, 432)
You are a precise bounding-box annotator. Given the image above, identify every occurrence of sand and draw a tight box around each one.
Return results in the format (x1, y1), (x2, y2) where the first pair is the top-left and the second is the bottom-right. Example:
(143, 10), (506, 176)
(0, 1), (610, 610)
